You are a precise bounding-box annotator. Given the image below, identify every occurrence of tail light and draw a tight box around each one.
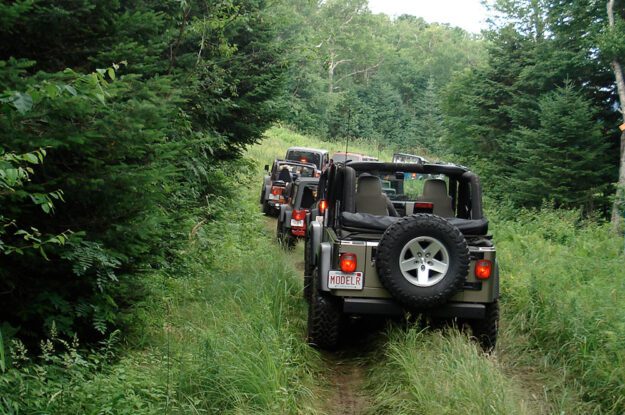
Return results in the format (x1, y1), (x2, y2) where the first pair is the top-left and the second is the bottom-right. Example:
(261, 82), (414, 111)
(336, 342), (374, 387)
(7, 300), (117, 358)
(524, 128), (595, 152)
(271, 186), (283, 195)
(413, 202), (434, 214)
(475, 259), (493, 280)
(292, 209), (306, 221)
(414, 202), (433, 209)
(319, 200), (328, 214)
(340, 253), (357, 273)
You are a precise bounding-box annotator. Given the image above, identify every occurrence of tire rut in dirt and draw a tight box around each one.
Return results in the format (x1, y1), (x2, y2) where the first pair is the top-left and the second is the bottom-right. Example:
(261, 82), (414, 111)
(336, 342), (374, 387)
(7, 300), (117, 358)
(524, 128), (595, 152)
(320, 317), (386, 415)
(323, 358), (370, 415)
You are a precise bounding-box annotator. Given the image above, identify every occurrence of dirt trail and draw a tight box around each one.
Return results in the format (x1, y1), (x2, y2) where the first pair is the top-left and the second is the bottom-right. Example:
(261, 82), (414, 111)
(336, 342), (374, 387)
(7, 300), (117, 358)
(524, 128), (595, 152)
(321, 354), (371, 415)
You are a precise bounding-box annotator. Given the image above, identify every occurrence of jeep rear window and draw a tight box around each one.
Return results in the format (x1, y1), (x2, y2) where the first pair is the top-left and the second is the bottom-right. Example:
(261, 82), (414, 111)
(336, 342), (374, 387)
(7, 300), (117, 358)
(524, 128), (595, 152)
(286, 150), (321, 169)
(275, 163), (315, 178)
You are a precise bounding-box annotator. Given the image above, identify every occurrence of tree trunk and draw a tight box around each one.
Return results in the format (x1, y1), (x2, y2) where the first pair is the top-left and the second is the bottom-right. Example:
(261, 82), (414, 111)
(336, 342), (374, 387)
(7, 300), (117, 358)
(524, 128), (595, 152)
(608, 0), (625, 231)
(328, 52), (335, 93)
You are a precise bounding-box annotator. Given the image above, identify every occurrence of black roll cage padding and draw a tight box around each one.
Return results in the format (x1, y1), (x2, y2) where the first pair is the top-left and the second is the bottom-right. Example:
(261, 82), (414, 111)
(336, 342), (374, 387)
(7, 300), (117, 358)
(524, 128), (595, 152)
(449, 177), (458, 214)
(462, 171), (483, 220)
(347, 161), (468, 177)
(342, 167), (356, 213)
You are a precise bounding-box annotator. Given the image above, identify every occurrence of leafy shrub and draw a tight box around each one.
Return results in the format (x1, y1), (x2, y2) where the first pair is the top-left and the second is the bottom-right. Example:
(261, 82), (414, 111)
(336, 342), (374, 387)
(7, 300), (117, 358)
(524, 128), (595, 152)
(0, 0), (288, 345)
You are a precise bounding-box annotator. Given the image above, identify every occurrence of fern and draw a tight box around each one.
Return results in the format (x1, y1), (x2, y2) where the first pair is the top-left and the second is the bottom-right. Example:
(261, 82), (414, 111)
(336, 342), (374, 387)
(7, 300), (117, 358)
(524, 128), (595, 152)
(62, 241), (121, 292)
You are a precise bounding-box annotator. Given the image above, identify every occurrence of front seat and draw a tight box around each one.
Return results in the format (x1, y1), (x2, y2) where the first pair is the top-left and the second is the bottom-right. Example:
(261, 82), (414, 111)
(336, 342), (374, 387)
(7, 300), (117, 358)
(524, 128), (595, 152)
(300, 186), (315, 209)
(355, 174), (398, 216)
(420, 179), (454, 217)
(278, 167), (292, 182)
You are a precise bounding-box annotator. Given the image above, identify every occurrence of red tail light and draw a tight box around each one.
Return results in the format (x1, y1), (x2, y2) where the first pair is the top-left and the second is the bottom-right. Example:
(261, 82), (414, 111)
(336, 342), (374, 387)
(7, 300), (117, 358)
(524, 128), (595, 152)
(414, 202), (434, 209)
(340, 253), (357, 273)
(319, 200), (328, 214)
(271, 186), (283, 195)
(292, 209), (306, 221)
(475, 260), (493, 280)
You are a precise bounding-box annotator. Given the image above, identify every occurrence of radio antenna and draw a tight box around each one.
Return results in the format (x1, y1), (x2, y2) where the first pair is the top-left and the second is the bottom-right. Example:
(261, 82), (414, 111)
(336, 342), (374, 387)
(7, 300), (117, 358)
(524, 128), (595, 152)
(345, 107), (351, 158)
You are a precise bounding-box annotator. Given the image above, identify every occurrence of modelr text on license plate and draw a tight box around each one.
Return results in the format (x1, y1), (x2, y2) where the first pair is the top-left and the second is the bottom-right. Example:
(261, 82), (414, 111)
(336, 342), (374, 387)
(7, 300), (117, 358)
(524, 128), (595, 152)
(328, 271), (364, 290)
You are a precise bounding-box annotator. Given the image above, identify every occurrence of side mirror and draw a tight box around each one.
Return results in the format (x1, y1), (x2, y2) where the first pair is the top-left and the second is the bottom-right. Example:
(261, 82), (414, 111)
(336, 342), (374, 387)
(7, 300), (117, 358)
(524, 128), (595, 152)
(264, 164), (269, 172)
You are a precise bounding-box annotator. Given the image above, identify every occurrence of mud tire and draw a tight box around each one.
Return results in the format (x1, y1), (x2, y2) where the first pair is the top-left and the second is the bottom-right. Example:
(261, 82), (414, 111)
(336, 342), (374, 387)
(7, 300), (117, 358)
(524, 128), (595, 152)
(307, 268), (342, 350)
(467, 300), (499, 352)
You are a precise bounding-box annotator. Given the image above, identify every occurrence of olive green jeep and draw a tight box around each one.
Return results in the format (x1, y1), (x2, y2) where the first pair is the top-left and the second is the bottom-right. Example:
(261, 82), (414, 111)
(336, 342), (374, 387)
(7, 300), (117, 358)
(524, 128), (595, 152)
(305, 161), (499, 350)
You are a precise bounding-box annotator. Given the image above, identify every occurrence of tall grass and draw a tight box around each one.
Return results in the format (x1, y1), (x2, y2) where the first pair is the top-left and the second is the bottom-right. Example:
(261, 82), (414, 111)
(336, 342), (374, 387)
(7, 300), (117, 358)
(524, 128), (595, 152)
(366, 328), (533, 415)
(494, 207), (625, 414)
(0, 163), (322, 414)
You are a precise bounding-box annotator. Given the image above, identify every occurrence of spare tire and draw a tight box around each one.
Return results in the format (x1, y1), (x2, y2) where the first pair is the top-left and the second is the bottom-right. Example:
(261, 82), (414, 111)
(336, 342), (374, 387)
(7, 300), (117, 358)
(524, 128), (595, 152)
(376, 214), (469, 308)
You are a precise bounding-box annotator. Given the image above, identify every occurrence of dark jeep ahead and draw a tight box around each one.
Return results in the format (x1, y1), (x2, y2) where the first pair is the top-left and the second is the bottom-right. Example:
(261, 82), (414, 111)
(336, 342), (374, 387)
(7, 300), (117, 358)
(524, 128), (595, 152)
(305, 161), (499, 350)
(276, 177), (319, 249)
(260, 159), (317, 216)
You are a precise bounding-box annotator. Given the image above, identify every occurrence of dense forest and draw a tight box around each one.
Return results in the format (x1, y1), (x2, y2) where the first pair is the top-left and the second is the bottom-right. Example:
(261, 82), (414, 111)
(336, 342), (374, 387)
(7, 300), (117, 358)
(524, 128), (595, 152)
(1, 0), (625, 414)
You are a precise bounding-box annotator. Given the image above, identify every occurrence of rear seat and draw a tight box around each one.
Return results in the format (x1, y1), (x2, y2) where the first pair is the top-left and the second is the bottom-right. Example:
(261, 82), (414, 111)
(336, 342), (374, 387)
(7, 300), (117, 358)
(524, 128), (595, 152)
(415, 179), (454, 217)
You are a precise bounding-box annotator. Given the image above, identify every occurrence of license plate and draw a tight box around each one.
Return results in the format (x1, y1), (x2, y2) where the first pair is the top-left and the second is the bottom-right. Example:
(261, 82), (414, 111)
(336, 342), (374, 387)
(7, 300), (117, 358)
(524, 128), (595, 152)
(269, 194), (279, 200)
(328, 271), (364, 290)
(290, 219), (304, 227)
(315, 215), (324, 223)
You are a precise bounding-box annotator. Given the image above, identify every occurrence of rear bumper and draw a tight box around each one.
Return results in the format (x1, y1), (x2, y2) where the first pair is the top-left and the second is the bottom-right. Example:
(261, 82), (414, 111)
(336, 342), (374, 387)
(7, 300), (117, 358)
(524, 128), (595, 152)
(342, 298), (486, 319)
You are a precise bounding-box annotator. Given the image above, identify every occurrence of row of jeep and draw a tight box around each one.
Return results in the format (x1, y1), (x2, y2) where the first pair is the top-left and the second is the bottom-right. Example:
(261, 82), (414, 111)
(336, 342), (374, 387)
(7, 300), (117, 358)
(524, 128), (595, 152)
(260, 147), (500, 351)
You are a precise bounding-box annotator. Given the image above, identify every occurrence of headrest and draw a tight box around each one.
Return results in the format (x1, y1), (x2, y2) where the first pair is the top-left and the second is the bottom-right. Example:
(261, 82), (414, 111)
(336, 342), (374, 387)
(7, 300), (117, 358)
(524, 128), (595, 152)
(423, 179), (448, 198)
(357, 174), (383, 195)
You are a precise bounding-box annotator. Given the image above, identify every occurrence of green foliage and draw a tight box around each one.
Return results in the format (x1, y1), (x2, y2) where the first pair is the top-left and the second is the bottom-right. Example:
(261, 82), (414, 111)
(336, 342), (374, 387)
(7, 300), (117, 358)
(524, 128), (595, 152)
(507, 84), (610, 209)
(279, 0), (485, 152)
(0, 148), (70, 257)
(0, 169), (320, 414)
(443, 0), (618, 213)
(1, 0), (289, 344)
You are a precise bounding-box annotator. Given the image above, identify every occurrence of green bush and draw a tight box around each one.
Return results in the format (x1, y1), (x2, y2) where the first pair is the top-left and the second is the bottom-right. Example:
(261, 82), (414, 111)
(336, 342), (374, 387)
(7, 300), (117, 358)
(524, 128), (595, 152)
(0, 0), (288, 344)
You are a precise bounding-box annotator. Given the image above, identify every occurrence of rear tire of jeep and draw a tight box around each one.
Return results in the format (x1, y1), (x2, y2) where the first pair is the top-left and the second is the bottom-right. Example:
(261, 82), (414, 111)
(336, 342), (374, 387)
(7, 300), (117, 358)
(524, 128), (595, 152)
(468, 301), (499, 352)
(262, 201), (271, 216)
(376, 214), (469, 309)
(307, 268), (342, 350)
(303, 275), (312, 303)
(304, 237), (312, 276)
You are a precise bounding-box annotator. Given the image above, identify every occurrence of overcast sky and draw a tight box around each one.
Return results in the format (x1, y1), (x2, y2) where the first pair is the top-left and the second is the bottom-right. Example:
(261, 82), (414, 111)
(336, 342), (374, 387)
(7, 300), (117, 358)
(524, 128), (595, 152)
(367, 0), (489, 33)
